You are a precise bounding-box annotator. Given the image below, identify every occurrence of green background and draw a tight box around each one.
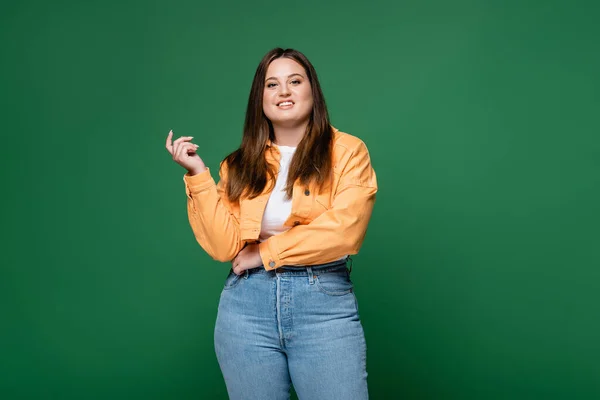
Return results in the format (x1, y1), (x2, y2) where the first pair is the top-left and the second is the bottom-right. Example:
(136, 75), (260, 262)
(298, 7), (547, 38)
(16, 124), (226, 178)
(2, 0), (599, 398)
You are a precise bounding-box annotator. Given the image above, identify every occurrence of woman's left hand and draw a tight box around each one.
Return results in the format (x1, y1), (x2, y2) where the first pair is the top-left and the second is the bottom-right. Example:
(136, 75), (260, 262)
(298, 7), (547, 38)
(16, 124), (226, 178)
(232, 244), (263, 275)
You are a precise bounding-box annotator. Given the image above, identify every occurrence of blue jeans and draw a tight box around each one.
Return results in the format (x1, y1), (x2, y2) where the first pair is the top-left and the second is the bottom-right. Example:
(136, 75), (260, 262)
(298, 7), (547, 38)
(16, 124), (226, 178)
(214, 258), (369, 400)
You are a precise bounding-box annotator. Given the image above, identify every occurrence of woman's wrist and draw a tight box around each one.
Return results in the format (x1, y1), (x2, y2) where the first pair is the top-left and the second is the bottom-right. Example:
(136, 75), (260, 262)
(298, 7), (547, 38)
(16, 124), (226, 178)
(188, 166), (208, 176)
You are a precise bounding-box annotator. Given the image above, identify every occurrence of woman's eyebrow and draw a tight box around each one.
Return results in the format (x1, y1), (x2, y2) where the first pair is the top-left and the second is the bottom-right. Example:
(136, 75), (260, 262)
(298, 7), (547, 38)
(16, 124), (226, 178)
(265, 73), (304, 81)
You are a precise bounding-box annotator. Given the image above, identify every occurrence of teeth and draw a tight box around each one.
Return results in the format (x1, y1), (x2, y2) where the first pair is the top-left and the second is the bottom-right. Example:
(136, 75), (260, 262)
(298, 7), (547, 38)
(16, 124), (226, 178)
(278, 101), (293, 106)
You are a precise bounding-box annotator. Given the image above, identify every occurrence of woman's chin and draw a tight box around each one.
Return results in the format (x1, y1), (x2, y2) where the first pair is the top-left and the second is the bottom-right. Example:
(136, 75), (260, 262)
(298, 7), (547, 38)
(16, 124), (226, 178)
(270, 114), (311, 127)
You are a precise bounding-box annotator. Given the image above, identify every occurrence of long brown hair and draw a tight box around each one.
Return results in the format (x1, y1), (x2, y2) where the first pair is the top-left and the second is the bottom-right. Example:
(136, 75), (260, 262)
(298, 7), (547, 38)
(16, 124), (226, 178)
(223, 48), (333, 203)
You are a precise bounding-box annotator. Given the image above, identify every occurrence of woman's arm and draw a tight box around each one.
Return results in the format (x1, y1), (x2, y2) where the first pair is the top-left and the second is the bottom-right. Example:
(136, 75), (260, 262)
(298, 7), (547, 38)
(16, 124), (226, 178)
(184, 162), (244, 262)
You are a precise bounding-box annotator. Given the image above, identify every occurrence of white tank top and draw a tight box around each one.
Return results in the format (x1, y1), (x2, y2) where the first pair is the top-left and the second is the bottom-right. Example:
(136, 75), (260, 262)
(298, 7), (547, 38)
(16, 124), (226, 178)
(259, 144), (296, 242)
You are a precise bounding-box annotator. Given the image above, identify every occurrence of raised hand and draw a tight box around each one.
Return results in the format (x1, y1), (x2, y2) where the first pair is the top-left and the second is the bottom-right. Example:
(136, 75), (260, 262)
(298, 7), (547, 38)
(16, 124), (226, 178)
(166, 130), (207, 176)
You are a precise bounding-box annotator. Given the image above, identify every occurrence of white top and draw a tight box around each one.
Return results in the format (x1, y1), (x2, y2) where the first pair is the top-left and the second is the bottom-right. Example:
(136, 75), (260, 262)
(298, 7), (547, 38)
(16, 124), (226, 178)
(259, 144), (296, 242)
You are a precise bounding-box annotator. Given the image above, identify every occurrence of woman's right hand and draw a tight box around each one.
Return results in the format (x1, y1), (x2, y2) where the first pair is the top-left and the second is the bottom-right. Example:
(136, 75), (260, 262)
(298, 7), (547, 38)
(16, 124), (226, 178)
(166, 130), (207, 176)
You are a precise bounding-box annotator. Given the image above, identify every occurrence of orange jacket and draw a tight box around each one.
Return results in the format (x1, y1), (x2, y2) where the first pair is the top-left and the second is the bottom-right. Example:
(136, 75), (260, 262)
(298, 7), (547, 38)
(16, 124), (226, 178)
(183, 128), (378, 271)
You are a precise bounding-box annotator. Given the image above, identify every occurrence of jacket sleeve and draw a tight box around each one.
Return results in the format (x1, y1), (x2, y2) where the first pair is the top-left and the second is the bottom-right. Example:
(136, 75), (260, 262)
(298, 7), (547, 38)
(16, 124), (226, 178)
(258, 140), (378, 270)
(184, 162), (244, 262)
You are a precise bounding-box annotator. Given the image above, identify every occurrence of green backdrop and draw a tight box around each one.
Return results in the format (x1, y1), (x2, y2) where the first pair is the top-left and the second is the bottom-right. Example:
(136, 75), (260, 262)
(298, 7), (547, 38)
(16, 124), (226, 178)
(2, 0), (599, 398)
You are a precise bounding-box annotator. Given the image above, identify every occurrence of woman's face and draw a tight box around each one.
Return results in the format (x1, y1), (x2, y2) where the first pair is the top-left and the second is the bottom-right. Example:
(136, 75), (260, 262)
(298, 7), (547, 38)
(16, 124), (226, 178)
(262, 57), (313, 128)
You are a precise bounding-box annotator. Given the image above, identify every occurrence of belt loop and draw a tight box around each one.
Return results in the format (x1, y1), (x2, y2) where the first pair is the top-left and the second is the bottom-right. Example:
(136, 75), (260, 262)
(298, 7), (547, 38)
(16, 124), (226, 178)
(347, 256), (353, 275)
(307, 267), (314, 285)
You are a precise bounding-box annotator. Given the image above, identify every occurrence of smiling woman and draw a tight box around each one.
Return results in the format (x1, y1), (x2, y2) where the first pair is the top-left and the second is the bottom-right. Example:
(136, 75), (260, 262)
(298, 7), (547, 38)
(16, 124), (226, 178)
(262, 59), (314, 134)
(166, 48), (377, 400)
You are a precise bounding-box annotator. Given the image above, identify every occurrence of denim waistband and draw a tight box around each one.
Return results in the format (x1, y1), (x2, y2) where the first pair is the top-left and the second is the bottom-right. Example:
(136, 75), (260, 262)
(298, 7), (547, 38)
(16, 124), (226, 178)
(245, 257), (349, 276)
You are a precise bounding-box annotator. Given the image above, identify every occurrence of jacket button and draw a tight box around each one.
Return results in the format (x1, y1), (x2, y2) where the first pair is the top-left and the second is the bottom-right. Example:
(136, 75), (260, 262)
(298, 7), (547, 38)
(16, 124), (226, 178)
(269, 261), (276, 267)
(304, 189), (310, 196)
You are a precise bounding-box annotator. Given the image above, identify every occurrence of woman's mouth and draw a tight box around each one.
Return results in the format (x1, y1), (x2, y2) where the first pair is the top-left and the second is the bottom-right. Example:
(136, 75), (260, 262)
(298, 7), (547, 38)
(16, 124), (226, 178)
(277, 101), (294, 109)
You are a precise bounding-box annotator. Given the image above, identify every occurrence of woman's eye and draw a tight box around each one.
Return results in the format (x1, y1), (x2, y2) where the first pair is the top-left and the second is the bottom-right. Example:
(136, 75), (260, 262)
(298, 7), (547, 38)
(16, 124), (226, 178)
(291, 80), (301, 85)
(267, 82), (277, 88)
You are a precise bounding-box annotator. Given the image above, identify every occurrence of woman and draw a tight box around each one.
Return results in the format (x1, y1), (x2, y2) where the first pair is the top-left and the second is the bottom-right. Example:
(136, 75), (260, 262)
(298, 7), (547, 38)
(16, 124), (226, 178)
(166, 48), (377, 400)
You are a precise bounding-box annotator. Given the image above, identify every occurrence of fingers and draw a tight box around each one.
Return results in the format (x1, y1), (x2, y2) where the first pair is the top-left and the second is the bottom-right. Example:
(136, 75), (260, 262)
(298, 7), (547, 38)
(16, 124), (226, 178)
(230, 245), (262, 275)
(231, 247), (247, 275)
(187, 143), (199, 155)
(165, 130), (174, 154)
(172, 136), (195, 157)
(173, 135), (194, 148)
(168, 131), (194, 155)
(232, 259), (241, 275)
(175, 142), (198, 161)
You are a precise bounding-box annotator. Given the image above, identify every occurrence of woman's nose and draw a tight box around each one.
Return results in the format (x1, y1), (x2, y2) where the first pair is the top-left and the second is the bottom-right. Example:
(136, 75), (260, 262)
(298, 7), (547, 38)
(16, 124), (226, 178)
(278, 83), (290, 96)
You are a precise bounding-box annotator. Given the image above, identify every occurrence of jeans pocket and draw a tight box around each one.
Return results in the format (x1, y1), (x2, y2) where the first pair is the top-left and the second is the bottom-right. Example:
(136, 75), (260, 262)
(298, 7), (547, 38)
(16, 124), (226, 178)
(223, 270), (243, 290)
(315, 269), (354, 296)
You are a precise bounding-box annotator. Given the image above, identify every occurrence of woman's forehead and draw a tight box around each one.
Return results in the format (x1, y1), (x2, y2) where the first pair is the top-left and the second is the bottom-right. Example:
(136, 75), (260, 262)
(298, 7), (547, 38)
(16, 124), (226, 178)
(266, 58), (306, 79)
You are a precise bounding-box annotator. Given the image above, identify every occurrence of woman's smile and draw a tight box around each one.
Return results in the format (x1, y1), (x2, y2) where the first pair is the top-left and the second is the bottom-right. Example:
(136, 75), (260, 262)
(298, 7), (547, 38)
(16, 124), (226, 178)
(277, 100), (294, 109)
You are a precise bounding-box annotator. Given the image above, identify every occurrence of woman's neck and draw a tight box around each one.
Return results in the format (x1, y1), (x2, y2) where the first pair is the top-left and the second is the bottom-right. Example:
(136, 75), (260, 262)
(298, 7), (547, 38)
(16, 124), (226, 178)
(272, 122), (308, 147)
